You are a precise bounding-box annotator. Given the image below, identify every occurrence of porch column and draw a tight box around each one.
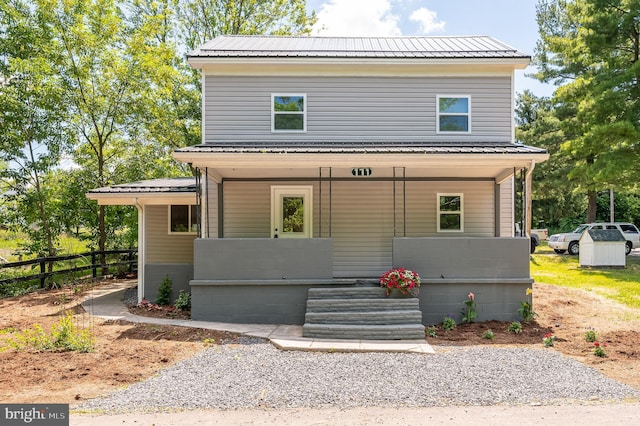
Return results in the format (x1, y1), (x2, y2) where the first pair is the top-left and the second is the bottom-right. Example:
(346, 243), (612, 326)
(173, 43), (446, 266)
(525, 161), (536, 236)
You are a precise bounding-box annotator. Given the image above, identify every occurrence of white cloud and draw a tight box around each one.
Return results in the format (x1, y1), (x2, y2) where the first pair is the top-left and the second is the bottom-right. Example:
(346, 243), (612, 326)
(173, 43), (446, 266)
(312, 0), (402, 36)
(409, 7), (446, 34)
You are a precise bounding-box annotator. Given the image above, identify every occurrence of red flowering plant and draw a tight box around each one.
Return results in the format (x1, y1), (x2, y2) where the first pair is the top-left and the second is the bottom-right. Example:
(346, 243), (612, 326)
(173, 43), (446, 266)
(593, 341), (608, 358)
(379, 268), (421, 296)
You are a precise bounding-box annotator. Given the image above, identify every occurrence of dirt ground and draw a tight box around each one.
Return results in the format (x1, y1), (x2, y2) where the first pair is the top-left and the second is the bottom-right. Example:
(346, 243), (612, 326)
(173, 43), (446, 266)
(0, 277), (639, 406)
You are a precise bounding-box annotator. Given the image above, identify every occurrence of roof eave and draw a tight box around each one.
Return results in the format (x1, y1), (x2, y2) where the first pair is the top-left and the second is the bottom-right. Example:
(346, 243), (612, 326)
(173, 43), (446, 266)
(86, 192), (197, 206)
(172, 151), (549, 169)
(187, 56), (531, 71)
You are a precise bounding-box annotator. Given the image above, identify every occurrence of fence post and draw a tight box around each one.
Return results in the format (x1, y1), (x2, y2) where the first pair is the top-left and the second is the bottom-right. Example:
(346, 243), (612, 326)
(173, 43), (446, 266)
(39, 259), (46, 288)
(91, 251), (97, 279)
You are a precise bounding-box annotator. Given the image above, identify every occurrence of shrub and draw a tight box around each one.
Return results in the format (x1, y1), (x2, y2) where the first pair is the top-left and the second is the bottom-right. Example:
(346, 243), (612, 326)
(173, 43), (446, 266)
(156, 275), (173, 306)
(426, 326), (437, 338)
(5, 314), (94, 353)
(481, 329), (495, 340)
(174, 290), (191, 311)
(584, 329), (597, 342)
(593, 342), (607, 357)
(508, 321), (523, 334)
(518, 288), (538, 322)
(442, 317), (457, 331)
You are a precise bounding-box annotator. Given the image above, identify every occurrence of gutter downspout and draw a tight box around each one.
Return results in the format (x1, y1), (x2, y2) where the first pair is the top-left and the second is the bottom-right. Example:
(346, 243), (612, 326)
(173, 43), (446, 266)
(133, 198), (145, 304)
(524, 161), (536, 237)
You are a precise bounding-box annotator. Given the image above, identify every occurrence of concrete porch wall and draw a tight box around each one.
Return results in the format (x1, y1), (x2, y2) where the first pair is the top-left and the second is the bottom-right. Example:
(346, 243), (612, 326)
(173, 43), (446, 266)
(191, 238), (333, 324)
(189, 237), (533, 325)
(193, 238), (333, 280)
(392, 237), (532, 323)
(418, 279), (532, 324)
(144, 263), (193, 303)
(190, 280), (331, 324)
(392, 237), (530, 279)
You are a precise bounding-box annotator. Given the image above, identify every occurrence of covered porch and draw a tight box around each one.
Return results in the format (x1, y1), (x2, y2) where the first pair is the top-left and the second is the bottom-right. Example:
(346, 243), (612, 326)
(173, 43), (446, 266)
(174, 142), (546, 326)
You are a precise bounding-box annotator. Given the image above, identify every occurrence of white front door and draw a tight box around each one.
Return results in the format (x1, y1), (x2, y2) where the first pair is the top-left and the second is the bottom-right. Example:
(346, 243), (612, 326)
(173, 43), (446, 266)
(271, 186), (313, 238)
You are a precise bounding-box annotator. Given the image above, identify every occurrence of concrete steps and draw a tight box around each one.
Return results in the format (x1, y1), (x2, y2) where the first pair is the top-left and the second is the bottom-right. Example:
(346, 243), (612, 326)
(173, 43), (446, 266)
(302, 286), (425, 340)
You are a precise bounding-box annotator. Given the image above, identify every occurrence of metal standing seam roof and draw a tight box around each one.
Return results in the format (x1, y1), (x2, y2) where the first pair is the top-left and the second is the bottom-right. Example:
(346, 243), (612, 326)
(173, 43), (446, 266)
(173, 142), (547, 155)
(188, 35), (530, 59)
(88, 178), (196, 194)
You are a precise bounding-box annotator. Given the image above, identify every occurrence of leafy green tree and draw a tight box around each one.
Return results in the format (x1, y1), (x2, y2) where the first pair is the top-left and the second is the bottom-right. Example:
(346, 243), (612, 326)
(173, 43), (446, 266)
(34, 0), (183, 256)
(176, 0), (316, 52)
(516, 90), (587, 232)
(0, 0), (67, 256)
(534, 0), (640, 222)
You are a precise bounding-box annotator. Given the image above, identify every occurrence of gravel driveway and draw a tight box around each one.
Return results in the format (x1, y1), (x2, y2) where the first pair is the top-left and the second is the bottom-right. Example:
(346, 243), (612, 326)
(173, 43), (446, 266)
(78, 339), (639, 413)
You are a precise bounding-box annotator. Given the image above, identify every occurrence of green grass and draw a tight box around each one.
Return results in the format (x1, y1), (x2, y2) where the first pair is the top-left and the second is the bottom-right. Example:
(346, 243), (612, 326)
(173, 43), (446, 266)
(0, 230), (91, 261)
(531, 245), (640, 309)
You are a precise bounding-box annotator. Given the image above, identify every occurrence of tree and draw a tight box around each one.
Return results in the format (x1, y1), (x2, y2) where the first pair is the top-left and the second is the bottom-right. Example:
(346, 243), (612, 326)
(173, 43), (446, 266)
(34, 0), (183, 258)
(176, 0), (316, 52)
(516, 90), (587, 232)
(0, 0), (67, 257)
(534, 0), (640, 222)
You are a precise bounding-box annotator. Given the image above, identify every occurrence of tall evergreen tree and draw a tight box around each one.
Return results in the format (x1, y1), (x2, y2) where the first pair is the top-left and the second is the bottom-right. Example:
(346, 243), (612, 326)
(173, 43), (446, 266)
(535, 0), (640, 222)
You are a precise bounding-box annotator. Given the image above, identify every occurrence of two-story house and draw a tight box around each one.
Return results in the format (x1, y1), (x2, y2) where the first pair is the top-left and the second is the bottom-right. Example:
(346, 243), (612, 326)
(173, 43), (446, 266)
(88, 35), (548, 338)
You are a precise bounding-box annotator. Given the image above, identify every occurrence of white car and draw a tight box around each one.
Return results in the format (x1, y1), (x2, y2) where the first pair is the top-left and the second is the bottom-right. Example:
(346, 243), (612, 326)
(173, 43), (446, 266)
(548, 222), (640, 255)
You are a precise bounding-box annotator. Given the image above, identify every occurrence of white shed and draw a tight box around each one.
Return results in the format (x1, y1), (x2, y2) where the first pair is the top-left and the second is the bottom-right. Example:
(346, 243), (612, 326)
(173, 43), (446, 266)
(579, 229), (626, 267)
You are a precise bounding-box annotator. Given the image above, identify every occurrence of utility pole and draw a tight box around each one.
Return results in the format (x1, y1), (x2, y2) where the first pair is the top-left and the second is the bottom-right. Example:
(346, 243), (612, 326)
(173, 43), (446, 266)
(610, 188), (615, 223)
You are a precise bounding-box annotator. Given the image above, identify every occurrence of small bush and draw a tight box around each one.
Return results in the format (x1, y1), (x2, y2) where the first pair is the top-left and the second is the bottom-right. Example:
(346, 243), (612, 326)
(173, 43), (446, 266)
(481, 329), (495, 340)
(584, 329), (597, 342)
(593, 342), (607, 357)
(508, 321), (523, 334)
(174, 290), (191, 311)
(156, 275), (173, 306)
(4, 314), (94, 353)
(426, 326), (437, 338)
(442, 317), (457, 331)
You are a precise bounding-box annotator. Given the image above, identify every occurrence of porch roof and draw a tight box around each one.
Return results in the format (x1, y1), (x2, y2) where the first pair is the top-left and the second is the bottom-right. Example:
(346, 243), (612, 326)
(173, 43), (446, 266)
(86, 177), (197, 205)
(173, 142), (548, 182)
(174, 141), (546, 155)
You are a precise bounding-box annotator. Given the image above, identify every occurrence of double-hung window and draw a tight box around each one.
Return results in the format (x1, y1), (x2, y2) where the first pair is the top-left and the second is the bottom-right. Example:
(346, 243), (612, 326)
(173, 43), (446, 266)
(169, 205), (198, 234)
(437, 95), (471, 133)
(437, 193), (463, 232)
(272, 94), (306, 132)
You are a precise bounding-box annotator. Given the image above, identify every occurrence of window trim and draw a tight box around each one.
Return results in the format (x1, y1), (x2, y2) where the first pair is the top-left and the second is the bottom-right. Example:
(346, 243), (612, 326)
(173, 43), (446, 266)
(436, 95), (471, 134)
(437, 193), (464, 233)
(271, 93), (307, 133)
(168, 205), (198, 235)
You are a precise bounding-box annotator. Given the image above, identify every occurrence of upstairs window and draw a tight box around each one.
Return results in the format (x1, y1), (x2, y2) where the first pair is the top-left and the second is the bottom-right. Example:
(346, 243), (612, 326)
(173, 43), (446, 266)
(169, 205), (198, 234)
(437, 96), (471, 133)
(272, 94), (306, 132)
(437, 193), (464, 232)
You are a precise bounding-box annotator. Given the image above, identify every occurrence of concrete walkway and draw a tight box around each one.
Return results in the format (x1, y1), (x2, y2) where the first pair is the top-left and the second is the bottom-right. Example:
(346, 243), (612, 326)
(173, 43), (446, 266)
(81, 281), (434, 354)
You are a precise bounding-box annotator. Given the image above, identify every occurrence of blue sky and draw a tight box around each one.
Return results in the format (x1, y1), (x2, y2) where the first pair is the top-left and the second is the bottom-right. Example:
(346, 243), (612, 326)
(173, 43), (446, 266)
(306, 0), (554, 97)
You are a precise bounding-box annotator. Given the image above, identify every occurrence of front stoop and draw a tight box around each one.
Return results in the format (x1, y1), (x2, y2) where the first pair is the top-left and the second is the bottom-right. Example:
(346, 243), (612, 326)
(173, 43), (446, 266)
(302, 286), (425, 340)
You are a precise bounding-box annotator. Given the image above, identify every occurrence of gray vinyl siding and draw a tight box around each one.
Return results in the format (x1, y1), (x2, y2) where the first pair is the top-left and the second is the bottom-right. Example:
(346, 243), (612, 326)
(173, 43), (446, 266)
(204, 76), (512, 143)
(331, 181), (394, 277)
(220, 179), (495, 276)
(404, 181), (494, 237)
(145, 205), (195, 263)
(500, 177), (515, 237)
(223, 181), (321, 238)
(205, 176), (219, 238)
